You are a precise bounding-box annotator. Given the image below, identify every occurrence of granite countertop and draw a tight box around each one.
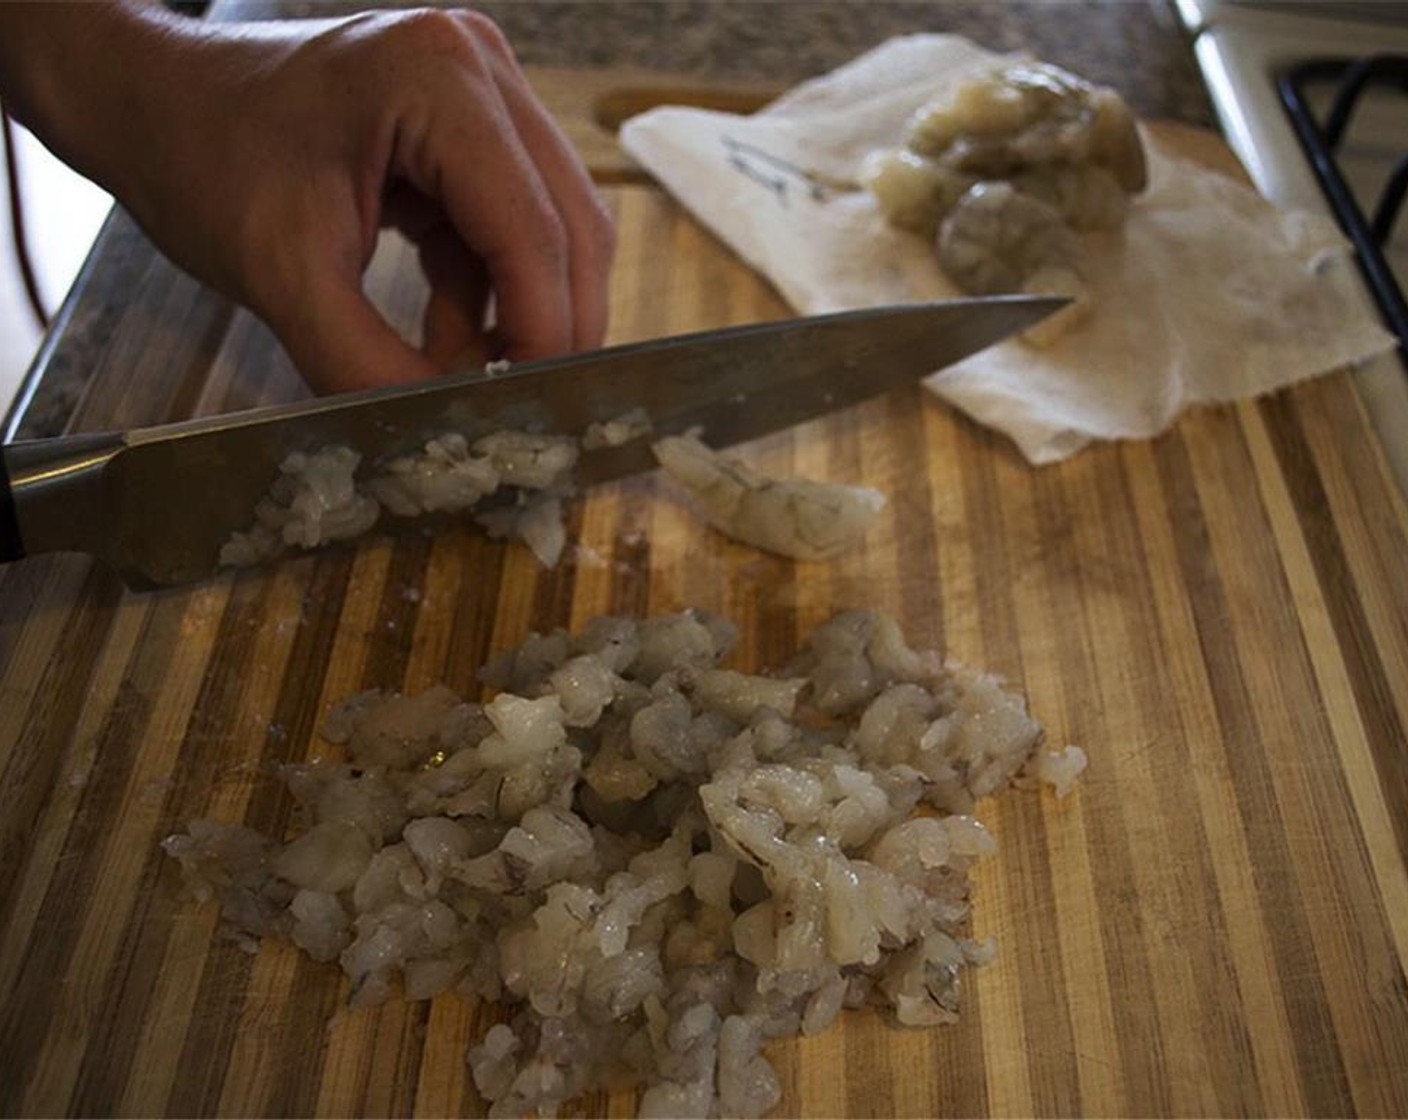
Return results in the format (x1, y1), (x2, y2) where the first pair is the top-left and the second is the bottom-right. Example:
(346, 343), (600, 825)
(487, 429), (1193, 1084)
(230, 0), (1213, 124)
(4, 0), (1212, 438)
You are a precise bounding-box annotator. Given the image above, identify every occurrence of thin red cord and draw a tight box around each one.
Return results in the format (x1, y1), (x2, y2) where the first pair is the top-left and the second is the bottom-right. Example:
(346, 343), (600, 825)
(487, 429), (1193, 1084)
(1, 104), (50, 330)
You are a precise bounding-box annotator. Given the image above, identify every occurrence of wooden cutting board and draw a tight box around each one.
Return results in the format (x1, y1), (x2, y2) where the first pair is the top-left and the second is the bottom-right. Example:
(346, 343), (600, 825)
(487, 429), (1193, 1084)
(2, 74), (1407, 1118)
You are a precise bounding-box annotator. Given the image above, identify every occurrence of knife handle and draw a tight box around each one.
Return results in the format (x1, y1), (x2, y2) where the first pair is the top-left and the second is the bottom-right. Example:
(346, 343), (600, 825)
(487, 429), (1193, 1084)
(0, 446), (24, 563)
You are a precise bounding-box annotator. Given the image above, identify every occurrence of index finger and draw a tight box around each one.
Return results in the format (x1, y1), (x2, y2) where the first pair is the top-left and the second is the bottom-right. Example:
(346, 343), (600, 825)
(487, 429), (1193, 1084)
(402, 70), (574, 361)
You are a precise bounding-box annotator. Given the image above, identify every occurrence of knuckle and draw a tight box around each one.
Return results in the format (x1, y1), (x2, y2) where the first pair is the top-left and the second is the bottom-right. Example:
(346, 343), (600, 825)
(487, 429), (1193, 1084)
(582, 197), (617, 264)
(388, 8), (475, 59)
(530, 203), (570, 263)
(454, 10), (515, 62)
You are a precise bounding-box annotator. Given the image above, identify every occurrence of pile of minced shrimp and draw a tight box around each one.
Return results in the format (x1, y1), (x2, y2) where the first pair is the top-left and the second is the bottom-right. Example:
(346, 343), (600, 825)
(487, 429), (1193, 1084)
(163, 608), (1084, 1118)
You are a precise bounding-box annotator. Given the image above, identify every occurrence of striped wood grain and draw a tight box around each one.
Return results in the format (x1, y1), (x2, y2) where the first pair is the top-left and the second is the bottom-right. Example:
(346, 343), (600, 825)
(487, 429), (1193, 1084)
(1, 177), (1407, 1117)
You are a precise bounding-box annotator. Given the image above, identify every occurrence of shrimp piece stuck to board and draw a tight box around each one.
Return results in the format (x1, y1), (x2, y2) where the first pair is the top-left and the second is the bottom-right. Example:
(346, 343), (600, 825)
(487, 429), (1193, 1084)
(652, 434), (886, 561)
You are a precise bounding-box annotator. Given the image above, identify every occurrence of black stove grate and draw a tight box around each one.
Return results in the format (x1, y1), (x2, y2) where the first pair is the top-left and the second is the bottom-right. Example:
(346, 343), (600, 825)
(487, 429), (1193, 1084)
(1279, 56), (1408, 350)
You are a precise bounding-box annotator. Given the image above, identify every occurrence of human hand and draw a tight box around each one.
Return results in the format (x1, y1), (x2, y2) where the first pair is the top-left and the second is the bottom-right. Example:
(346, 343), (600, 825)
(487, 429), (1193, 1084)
(0, 5), (616, 393)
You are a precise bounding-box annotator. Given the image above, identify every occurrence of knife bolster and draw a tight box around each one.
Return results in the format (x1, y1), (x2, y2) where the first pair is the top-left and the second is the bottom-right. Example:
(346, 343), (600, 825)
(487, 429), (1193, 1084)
(3, 432), (125, 564)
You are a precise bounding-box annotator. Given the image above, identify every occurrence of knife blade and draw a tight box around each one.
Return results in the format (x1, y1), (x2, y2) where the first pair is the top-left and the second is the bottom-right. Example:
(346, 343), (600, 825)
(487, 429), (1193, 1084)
(0, 295), (1063, 589)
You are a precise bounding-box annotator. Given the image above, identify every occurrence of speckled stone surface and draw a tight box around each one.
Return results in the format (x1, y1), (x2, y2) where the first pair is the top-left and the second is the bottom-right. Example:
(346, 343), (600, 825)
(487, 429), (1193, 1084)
(6, 0), (1213, 437)
(233, 0), (1213, 123)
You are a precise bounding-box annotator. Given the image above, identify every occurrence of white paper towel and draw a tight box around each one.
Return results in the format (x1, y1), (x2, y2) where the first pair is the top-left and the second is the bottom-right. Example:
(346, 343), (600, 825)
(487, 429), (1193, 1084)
(619, 35), (1397, 463)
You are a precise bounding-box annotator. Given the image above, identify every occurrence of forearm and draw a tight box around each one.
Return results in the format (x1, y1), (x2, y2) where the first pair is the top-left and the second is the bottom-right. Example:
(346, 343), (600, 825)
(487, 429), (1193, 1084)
(0, 2), (311, 223)
(0, 3), (342, 276)
(0, 3), (176, 196)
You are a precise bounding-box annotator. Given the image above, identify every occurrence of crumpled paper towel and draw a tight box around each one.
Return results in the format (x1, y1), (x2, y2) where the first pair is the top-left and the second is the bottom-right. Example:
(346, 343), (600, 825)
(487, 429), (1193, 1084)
(619, 34), (1397, 463)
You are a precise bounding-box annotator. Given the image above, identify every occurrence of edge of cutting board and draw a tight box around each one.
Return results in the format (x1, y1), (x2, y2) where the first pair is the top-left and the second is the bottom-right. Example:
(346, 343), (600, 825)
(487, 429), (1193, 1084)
(523, 64), (782, 183)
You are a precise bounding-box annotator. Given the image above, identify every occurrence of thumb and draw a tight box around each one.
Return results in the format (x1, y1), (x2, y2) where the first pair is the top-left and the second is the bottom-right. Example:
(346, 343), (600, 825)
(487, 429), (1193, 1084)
(271, 274), (441, 394)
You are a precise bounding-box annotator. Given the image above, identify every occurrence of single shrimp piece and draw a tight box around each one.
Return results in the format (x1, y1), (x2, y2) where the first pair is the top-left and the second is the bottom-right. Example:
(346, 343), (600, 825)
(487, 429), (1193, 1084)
(652, 434), (886, 561)
(1011, 162), (1129, 232)
(860, 148), (974, 237)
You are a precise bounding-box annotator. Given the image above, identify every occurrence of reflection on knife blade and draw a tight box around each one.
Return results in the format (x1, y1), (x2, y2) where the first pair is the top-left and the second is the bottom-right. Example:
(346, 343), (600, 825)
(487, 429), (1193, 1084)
(220, 428), (586, 570)
(217, 298), (1064, 575)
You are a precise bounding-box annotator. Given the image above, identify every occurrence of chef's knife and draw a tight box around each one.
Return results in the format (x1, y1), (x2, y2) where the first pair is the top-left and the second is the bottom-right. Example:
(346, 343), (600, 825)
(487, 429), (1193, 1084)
(0, 296), (1062, 589)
